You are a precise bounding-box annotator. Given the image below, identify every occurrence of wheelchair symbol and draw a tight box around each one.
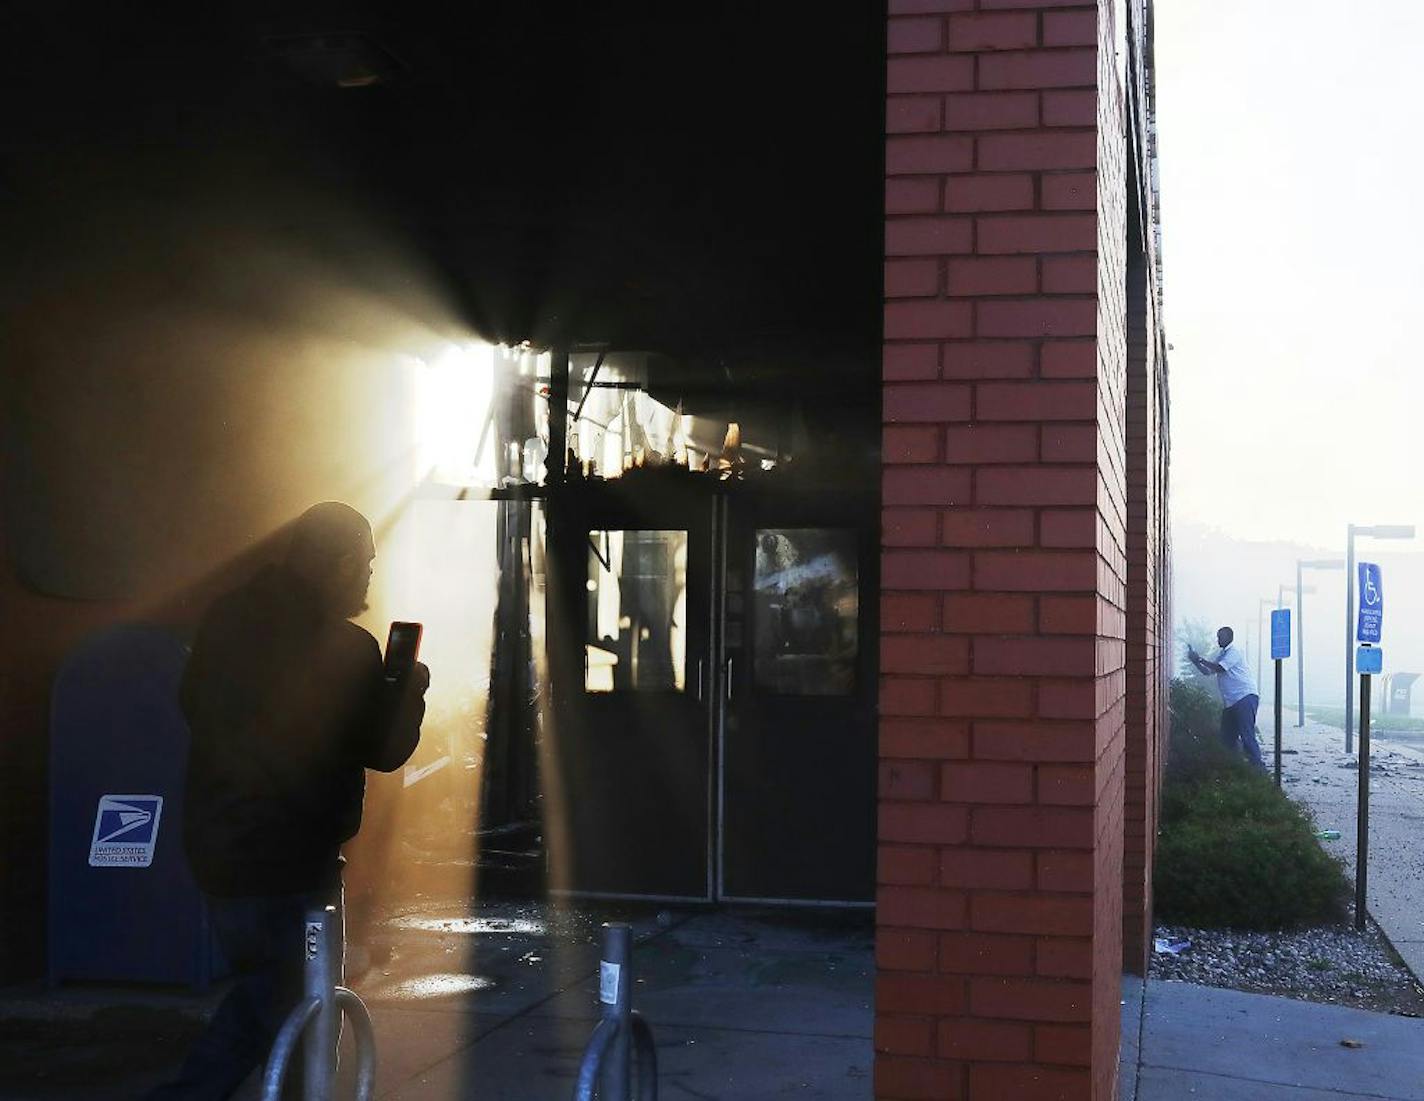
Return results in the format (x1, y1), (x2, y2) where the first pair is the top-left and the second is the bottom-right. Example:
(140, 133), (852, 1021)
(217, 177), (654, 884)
(1364, 573), (1382, 607)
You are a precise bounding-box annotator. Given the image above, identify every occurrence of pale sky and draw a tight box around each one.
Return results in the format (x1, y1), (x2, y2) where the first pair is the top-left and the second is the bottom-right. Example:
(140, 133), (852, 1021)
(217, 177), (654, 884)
(1156, 0), (1424, 550)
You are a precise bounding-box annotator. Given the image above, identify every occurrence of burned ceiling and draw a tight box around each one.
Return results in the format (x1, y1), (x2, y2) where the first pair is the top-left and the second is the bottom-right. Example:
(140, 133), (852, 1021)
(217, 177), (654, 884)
(4, 1), (887, 404)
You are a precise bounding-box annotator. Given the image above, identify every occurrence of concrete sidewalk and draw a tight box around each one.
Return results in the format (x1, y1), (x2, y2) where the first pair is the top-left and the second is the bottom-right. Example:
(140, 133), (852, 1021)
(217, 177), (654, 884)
(0, 902), (873, 1100)
(1123, 977), (1424, 1100)
(9, 864), (1423, 1099)
(1119, 721), (1424, 1101)
(8, 904), (1423, 1099)
(357, 908), (873, 1100)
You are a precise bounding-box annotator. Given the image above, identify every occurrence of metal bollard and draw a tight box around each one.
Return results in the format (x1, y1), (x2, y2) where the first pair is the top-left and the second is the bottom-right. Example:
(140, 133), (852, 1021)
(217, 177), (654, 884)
(304, 907), (339, 1095)
(602, 923), (631, 1101)
(261, 905), (377, 1101)
(572, 922), (658, 1101)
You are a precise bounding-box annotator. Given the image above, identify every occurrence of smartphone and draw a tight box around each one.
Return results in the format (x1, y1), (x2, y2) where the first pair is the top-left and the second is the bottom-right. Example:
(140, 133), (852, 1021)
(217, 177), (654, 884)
(384, 621), (423, 683)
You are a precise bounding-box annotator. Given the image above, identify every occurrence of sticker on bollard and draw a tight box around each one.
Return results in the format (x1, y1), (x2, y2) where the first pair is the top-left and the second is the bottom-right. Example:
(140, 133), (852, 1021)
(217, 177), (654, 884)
(600, 961), (621, 1005)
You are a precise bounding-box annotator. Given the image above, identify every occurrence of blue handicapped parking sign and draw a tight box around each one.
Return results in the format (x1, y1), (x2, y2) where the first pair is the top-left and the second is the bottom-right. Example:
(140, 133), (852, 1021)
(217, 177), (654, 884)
(1357, 562), (1383, 644)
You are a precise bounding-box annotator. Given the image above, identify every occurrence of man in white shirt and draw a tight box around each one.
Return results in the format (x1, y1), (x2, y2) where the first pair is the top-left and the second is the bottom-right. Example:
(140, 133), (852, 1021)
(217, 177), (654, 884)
(1188, 626), (1265, 770)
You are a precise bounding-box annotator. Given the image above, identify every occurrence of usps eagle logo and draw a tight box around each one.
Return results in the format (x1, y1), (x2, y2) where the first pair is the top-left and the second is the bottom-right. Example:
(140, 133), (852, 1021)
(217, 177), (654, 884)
(89, 795), (163, 867)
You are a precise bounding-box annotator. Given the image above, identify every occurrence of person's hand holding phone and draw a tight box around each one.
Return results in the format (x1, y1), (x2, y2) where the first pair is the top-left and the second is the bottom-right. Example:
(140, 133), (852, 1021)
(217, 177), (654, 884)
(374, 624), (429, 770)
(384, 622), (424, 685)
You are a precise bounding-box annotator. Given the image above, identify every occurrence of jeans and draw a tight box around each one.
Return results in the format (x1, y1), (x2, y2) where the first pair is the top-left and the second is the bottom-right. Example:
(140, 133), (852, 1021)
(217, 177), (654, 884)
(146, 887), (342, 1101)
(1220, 694), (1265, 770)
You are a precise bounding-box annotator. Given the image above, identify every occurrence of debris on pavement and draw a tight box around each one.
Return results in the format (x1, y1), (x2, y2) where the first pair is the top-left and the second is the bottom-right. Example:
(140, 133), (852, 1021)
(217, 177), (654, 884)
(1150, 922), (1424, 1015)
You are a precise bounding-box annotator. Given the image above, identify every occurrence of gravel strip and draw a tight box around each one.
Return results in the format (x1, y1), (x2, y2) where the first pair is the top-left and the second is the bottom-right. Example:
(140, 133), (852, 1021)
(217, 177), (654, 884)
(1149, 917), (1424, 1015)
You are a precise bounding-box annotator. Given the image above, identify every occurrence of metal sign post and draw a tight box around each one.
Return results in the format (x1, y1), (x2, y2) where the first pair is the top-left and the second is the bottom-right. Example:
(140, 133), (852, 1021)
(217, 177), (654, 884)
(1297, 558), (1346, 729)
(1270, 609), (1291, 787)
(1353, 561), (1384, 933)
(1281, 658), (1292, 786)
(1356, 657), (1376, 932)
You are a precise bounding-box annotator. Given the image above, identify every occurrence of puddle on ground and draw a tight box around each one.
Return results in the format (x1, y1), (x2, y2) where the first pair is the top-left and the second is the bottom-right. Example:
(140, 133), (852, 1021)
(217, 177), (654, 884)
(385, 973), (496, 999)
(392, 916), (546, 936)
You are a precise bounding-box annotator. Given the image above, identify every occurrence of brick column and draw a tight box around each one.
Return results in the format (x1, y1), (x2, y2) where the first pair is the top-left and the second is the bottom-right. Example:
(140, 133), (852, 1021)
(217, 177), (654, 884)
(1121, 201), (1158, 976)
(1120, 0), (1168, 981)
(877, 3), (1128, 1098)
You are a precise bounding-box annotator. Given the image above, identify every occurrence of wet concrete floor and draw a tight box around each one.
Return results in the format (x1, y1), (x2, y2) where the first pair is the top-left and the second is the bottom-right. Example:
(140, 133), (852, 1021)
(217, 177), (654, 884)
(0, 900), (874, 1100)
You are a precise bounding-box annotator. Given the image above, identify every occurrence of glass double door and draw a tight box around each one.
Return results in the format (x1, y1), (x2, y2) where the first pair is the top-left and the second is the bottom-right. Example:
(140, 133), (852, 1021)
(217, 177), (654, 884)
(546, 479), (874, 904)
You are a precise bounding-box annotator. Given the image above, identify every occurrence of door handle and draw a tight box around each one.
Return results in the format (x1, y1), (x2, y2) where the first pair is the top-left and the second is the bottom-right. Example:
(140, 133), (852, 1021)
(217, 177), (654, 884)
(696, 659), (705, 702)
(725, 657), (734, 702)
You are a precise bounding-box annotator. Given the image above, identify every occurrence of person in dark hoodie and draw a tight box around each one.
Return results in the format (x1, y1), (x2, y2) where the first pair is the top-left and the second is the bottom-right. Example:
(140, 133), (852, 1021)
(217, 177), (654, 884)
(148, 502), (428, 1100)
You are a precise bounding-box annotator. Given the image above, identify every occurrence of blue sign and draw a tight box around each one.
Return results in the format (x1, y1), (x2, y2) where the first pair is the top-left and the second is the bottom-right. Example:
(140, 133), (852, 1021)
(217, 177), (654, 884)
(1357, 646), (1383, 675)
(1270, 608), (1291, 660)
(1358, 562), (1384, 643)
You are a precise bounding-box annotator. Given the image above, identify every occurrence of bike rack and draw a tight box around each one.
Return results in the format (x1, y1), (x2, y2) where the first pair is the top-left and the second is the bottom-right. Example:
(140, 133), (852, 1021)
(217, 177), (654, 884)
(572, 922), (658, 1101)
(261, 905), (377, 1101)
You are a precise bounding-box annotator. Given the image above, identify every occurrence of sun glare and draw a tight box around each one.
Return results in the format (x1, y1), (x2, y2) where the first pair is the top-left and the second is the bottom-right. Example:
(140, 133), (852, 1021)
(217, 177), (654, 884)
(414, 342), (498, 486)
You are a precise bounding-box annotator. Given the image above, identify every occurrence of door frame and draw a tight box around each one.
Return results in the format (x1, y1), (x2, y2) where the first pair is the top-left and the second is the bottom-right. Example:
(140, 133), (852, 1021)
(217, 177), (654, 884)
(543, 476), (877, 907)
(545, 476), (718, 903)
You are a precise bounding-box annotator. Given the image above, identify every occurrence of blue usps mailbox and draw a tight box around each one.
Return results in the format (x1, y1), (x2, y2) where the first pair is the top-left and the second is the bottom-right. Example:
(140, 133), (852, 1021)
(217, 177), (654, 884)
(1270, 609), (1291, 661)
(1357, 562), (1383, 644)
(48, 624), (222, 988)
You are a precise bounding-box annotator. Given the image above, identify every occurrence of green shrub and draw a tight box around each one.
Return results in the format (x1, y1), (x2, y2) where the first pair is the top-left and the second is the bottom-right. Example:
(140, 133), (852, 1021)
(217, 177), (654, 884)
(1167, 675), (1220, 744)
(1155, 799), (1346, 928)
(1154, 678), (1348, 929)
(1163, 679), (1241, 796)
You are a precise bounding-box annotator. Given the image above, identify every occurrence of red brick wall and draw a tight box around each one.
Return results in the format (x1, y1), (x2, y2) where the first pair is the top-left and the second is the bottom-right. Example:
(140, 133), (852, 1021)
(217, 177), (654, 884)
(1090, 5), (1129, 1095)
(1121, 0), (1169, 980)
(1121, 235), (1161, 976)
(877, 2), (1133, 1097)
